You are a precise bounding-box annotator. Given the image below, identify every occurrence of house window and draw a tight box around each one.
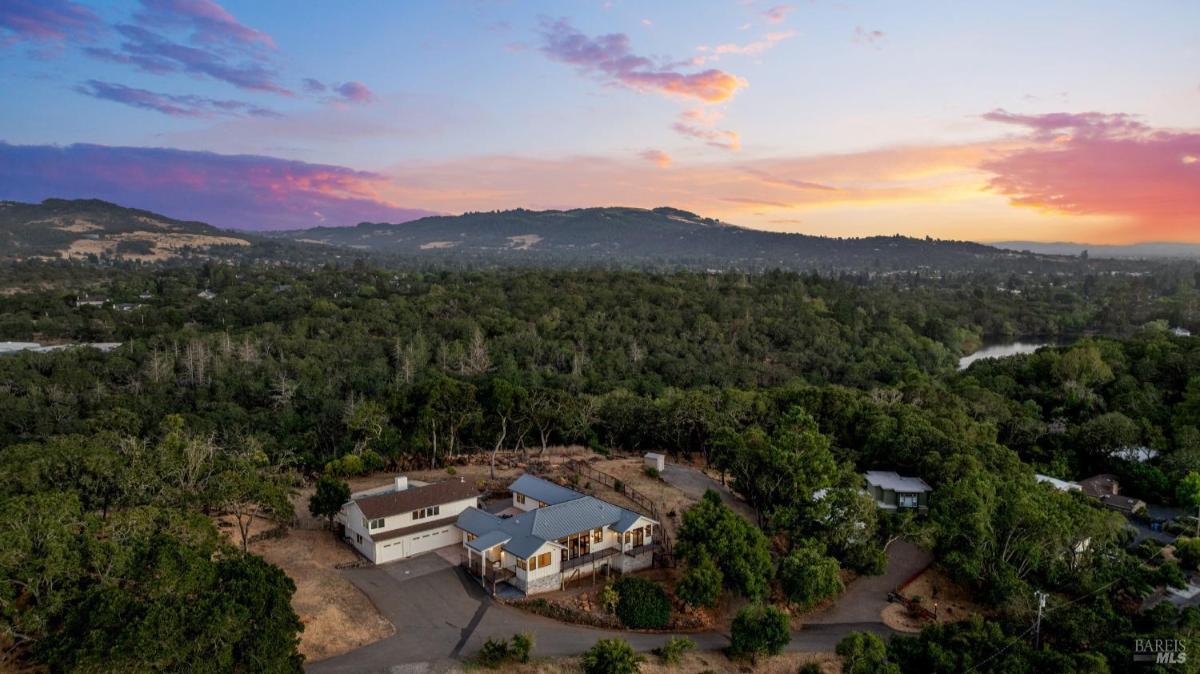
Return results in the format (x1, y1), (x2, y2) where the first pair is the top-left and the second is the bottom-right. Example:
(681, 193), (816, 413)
(898, 493), (919, 509)
(369, 518), (385, 530)
(356, 533), (363, 544)
(593, 528), (603, 543)
(515, 493), (526, 504)
(411, 505), (442, 520)
(466, 533), (477, 542)
(537, 552), (551, 568)
(517, 557), (527, 570)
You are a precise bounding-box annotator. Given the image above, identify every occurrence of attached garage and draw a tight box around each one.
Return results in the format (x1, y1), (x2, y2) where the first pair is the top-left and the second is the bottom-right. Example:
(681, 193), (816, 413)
(339, 476), (480, 565)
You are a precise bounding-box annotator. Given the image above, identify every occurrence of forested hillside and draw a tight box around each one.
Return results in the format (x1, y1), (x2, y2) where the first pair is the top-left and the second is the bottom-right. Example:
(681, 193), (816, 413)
(4, 261), (1200, 670)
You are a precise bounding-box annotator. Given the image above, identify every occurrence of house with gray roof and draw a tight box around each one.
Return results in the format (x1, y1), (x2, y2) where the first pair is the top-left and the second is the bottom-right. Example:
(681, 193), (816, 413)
(864, 471), (932, 510)
(457, 474), (659, 595)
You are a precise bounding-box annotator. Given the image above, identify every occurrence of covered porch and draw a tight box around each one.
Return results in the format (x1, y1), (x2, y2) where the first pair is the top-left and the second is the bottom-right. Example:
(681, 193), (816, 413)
(461, 531), (515, 596)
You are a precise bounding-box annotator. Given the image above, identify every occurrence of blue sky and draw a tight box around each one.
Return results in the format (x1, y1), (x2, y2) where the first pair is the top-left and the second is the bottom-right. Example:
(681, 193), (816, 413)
(1, 0), (1198, 240)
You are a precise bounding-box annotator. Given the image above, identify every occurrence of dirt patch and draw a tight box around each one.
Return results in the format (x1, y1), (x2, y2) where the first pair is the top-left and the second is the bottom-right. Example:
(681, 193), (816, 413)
(883, 566), (986, 631)
(60, 231), (249, 262)
(216, 493), (394, 662)
(582, 456), (696, 542)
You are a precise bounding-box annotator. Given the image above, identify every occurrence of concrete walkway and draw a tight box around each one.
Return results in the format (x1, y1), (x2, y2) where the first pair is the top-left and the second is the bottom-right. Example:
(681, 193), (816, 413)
(307, 552), (901, 674)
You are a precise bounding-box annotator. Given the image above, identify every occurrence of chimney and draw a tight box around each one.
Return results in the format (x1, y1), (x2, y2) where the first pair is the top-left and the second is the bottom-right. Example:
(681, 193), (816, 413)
(394, 476), (408, 492)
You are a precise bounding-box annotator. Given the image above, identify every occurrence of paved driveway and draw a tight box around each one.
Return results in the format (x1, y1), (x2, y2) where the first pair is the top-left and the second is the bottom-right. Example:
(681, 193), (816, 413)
(807, 540), (932, 624)
(307, 552), (899, 673)
(660, 463), (757, 523)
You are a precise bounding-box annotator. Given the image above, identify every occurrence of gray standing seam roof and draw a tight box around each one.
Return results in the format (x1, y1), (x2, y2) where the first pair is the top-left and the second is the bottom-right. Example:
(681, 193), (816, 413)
(455, 473), (659, 560)
(509, 474), (583, 506)
(466, 530), (510, 552)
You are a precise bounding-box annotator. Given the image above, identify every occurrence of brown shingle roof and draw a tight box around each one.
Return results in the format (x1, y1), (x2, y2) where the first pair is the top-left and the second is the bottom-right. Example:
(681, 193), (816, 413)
(370, 515), (460, 542)
(355, 480), (478, 519)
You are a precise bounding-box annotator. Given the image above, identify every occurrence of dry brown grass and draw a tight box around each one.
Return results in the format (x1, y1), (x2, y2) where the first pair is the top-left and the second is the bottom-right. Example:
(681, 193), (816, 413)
(582, 456), (696, 542)
(881, 565), (986, 632)
(216, 489), (394, 663)
(446, 651), (841, 674)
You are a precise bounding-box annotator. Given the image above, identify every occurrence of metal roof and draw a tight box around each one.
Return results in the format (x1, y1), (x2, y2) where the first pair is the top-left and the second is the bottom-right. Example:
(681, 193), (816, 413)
(864, 471), (931, 493)
(504, 534), (555, 559)
(466, 530), (510, 552)
(612, 508), (647, 533)
(509, 474), (584, 506)
(526, 497), (623, 541)
(456, 507), (503, 537)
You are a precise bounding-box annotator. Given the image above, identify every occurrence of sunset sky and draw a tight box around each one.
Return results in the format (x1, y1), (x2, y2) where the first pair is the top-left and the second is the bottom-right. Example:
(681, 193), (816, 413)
(2, 0), (1198, 242)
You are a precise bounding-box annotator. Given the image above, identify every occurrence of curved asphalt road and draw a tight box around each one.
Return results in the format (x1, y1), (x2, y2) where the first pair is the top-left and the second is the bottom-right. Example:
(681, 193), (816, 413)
(307, 555), (894, 674)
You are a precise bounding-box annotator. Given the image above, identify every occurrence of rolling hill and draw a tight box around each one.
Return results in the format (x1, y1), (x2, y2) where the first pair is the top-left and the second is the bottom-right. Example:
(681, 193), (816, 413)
(0, 199), (254, 262)
(267, 206), (1066, 272)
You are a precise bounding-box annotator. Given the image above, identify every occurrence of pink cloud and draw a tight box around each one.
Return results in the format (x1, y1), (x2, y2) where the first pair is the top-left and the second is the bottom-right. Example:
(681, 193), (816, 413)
(133, 0), (275, 49)
(640, 149), (672, 168)
(672, 122), (741, 150)
(0, 142), (437, 230)
(0, 0), (101, 44)
(333, 81), (376, 104)
(982, 110), (1200, 238)
(763, 5), (794, 24)
(539, 18), (746, 104)
(76, 79), (280, 118)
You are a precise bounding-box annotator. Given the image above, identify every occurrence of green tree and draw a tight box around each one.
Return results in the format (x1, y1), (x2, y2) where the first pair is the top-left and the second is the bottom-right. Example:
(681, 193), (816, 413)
(581, 638), (645, 674)
(675, 490), (773, 599)
(675, 553), (723, 608)
(729, 604), (790, 659)
(1179, 472), (1200, 538)
(308, 475), (351, 530)
(778, 541), (844, 609)
(836, 632), (897, 674)
(613, 576), (670, 629)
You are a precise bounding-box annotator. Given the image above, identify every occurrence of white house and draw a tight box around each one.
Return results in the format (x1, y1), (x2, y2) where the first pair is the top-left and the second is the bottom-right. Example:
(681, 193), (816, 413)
(338, 476), (479, 564)
(457, 475), (658, 595)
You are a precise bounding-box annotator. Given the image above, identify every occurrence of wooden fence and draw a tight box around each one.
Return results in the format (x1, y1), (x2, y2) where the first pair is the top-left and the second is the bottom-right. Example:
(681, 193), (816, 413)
(563, 459), (674, 565)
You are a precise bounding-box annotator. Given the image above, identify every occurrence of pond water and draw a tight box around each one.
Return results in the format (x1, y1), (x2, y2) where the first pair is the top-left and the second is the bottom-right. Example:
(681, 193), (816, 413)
(957, 341), (1049, 370)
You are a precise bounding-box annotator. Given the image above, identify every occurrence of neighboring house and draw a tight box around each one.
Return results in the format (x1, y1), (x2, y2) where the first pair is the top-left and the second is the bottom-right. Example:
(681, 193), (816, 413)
(456, 474), (658, 595)
(864, 471), (931, 510)
(1080, 474), (1120, 499)
(1100, 494), (1147, 516)
(197, 289), (217, 300)
(338, 476), (479, 564)
(1036, 474), (1082, 492)
(1077, 473), (1148, 515)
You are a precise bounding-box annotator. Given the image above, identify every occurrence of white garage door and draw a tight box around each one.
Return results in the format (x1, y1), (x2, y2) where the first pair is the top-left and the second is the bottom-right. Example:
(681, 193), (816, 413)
(405, 525), (461, 558)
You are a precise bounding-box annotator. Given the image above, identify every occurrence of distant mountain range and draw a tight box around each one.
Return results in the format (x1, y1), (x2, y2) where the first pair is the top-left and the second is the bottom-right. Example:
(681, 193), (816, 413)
(262, 206), (1072, 272)
(995, 241), (1200, 259)
(0, 198), (1143, 272)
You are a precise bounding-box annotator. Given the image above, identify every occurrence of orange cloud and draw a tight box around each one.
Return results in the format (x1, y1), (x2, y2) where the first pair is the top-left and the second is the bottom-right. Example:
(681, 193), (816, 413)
(539, 18), (746, 104)
(640, 149), (672, 168)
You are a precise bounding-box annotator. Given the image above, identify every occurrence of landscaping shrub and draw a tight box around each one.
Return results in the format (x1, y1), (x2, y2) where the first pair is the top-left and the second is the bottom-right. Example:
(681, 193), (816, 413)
(582, 638), (644, 674)
(475, 637), (511, 668)
(653, 636), (694, 665)
(599, 584), (620, 614)
(644, 466), (660, 479)
(836, 632), (897, 674)
(729, 604), (790, 658)
(474, 633), (534, 668)
(799, 663), (822, 674)
(510, 633), (533, 663)
(613, 576), (670, 629)
(675, 554), (723, 608)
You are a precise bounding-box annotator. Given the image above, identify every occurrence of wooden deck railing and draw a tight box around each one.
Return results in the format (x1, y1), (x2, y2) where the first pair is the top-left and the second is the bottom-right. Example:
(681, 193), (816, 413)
(563, 459), (674, 565)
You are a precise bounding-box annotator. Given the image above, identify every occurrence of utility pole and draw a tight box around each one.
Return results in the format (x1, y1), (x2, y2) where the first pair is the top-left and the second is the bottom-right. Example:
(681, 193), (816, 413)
(1034, 590), (1048, 649)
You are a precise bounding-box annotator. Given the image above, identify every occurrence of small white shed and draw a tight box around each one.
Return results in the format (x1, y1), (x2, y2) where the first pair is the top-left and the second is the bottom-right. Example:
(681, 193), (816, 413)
(644, 452), (665, 472)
